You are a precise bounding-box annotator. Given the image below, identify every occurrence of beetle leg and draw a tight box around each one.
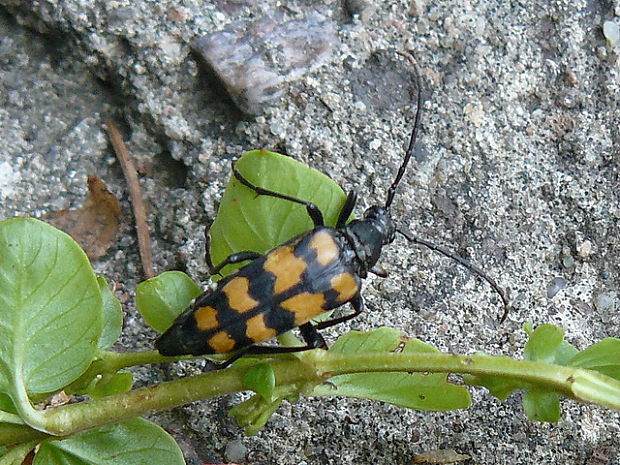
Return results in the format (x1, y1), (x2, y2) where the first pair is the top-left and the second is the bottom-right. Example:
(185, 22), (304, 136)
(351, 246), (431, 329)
(299, 322), (328, 349)
(209, 250), (262, 276)
(232, 161), (325, 227)
(336, 191), (357, 228)
(212, 324), (328, 369)
(314, 295), (365, 330)
(204, 227), (262, 276)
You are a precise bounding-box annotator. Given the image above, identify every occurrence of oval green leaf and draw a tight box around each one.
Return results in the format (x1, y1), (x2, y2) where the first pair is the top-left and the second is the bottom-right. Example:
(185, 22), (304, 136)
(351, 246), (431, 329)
(523, 324), (565, 363)
(33, 418), (184, 465)
(209, 150), (350, 277)
(568, 338), (620, 380)
(0, 218), (102, 395)
(314, 329), (471, 410)
(88, 371), (133, 399)
(136, 270), (202, 332)
(97, 277), (123, 349)
(0, 440), (38, 465)
(327, 327), (402, 354)
(522, 389), (561, 422)
(0, 392), (17, 414)
(243, 364), (276, 402)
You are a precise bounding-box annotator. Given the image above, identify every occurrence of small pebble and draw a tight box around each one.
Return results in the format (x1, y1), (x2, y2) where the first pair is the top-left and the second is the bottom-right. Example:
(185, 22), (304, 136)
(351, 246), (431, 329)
(603, 20), (620, 48)
(225, 439), (247, 463)
(563, 69), (578, 86)
(408, 0), (425, 16)
(556, 89), (579, 109)
(463, 101), (484, 127)
(593, 291), (618, 312)
(547, 277), (568, 299)
(576, 239), (593, 259)
(561, 255), (575, 269)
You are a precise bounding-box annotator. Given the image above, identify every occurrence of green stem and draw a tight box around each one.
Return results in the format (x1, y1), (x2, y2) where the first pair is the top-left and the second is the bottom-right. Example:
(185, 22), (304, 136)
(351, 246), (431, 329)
(314, 352), (573, 387)
(4, 351), (620, 441)
(36, 358), (317, 436)
(311, 351), (620, 407)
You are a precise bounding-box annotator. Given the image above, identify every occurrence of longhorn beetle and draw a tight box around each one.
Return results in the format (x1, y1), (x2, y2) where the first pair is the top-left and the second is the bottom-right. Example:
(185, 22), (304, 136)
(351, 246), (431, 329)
(156, 52), (509, 363)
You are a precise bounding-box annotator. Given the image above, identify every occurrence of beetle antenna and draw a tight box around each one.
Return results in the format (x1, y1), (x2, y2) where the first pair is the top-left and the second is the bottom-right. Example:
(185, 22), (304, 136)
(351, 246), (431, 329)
(385, 51), (423, 209)
(396, 228), (511, 322)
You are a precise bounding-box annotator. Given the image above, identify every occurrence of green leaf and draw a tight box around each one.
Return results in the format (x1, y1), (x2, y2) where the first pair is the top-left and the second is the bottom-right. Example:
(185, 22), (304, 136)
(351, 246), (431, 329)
(88, 371), (133, 399)
(229, 394), (285, 436)
(243, 364), (276, 402)
(523, 324), (565, 363)
(522, 390), (561, 422)
(328, 327), (402, 354)
(136, 270), (202, 332)
(520, 324), (579, 422)
(464, 373), (523, 401)
(568, 338), (620, 380)
(0, 218), (101, 395)
(97, 277), (123, 349)
(314, 329), (471, 410)
(0, 393), (16, 415)
(33, 418), (184, 465)
(554, 340), (579, 366)
(0, 440), (39, 465)
(209, 150), (350, 278)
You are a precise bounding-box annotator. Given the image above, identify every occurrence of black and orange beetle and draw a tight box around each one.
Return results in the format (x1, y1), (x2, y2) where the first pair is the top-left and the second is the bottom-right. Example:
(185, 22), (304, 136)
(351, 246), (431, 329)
(156, 54), (508, 363)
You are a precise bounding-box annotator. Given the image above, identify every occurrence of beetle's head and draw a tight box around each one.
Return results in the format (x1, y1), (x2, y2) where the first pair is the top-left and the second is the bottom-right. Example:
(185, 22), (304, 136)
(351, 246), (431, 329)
(346, 206), (395, 271)
(363, 206), (396, 245)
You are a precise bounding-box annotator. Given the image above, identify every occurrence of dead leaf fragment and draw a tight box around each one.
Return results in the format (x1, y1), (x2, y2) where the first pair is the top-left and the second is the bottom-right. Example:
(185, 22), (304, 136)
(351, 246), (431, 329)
(45, 175), (120, 259)
(35, 390), (72, 410)
(413, 448), (471, 464)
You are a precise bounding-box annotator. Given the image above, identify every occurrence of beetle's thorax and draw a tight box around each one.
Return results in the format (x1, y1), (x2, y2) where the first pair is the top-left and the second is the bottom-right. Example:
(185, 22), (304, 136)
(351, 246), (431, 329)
(343, 205), (395, 276)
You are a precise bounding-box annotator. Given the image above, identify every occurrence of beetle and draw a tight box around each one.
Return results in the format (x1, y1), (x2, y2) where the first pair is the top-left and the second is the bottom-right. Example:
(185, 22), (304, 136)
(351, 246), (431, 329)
(155, 53), (509, 363)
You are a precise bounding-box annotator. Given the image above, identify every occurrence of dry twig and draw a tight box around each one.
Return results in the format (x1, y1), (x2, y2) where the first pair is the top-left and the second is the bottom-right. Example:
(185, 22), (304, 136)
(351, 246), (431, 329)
(104, 118), (154, 279)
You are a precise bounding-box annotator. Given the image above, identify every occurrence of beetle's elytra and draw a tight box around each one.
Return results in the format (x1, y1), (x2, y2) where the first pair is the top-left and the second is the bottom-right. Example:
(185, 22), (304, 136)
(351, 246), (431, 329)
(155, 52), (508, 362)
(157, 227), (362, 356)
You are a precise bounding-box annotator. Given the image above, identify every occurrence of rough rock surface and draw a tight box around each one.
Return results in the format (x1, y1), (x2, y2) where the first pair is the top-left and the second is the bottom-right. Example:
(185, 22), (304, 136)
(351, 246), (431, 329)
(1, 1), (619, 464)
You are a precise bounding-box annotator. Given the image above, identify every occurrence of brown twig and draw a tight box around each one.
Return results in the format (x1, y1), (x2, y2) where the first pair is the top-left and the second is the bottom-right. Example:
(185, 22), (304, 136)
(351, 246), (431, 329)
(104, 118), (154, 279)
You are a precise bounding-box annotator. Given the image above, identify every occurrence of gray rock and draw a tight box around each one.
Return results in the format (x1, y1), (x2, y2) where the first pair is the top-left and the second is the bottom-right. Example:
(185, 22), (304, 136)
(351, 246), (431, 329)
(547, 277), (568, 299)
(193, 11), (339, 114)
(224, 439), (248, 463)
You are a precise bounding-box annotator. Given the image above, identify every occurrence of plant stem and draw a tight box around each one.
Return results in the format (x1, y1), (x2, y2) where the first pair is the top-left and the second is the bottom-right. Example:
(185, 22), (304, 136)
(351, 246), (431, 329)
(4, 351), (620, 440)
(311, 351), (620, 408)
(36, 358), (317, 436)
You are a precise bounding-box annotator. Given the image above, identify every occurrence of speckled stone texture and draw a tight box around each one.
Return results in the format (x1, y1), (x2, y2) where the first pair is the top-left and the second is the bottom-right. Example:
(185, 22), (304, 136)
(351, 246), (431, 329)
(1, 1), (619, 464)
